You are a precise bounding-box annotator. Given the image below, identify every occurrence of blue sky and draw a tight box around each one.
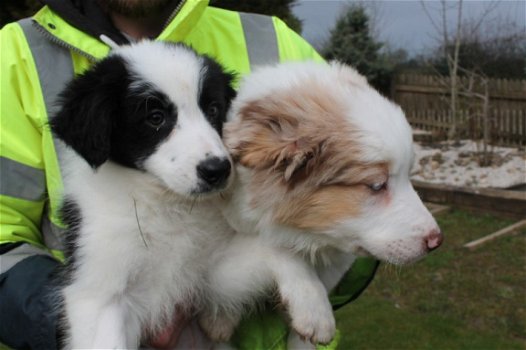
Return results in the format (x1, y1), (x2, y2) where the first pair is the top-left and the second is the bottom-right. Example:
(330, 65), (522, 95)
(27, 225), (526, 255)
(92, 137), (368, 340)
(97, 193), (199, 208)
(292, 0), (526, 55)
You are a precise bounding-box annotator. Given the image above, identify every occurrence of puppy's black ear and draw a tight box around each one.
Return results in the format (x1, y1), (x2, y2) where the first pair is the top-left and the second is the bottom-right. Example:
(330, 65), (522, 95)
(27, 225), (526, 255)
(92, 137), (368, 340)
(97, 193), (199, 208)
(224, 72), (237, 106)
(50, 56), (129, 168)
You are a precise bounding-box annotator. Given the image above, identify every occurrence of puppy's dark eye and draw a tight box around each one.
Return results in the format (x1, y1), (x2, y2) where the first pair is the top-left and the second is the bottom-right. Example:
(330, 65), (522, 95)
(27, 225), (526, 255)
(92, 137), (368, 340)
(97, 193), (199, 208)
(146, 110), (165, 128)
(368, 181), (387, 192)
(207, 102), (220, 119)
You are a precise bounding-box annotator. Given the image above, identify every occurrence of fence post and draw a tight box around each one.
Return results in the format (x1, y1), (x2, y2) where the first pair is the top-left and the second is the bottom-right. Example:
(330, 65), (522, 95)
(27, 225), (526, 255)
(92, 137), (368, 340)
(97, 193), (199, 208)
(392, 73), (526, 147)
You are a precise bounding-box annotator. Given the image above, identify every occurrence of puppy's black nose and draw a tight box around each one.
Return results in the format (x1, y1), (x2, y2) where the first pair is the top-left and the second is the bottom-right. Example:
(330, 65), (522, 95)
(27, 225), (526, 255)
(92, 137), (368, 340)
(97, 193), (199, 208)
(197, 157), (231, 187)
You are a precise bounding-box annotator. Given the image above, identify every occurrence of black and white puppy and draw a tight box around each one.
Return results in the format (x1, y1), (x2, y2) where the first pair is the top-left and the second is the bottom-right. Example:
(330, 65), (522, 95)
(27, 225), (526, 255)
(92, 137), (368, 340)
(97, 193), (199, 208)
(50, 41), (236, 348)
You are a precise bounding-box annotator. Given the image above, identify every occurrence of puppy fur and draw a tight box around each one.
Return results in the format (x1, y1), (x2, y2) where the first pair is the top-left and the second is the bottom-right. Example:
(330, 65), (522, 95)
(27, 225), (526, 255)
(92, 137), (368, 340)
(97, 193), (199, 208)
(199, 61), (443, 345)
(224, 61), (442, 265)
(52, 42), (442, 348)
(51, 41), (236, 348)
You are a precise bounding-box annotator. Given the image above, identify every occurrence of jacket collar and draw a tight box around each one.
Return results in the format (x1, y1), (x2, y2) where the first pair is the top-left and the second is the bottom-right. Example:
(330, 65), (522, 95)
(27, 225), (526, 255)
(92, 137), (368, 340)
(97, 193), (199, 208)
(38, 0), (129, 45)
(33, 0), (209, 61)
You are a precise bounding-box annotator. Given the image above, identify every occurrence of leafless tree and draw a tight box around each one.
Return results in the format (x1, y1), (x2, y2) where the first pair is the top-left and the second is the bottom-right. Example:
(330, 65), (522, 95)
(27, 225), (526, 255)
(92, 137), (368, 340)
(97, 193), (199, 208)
(457, 66), (492, 166)
(420, 0), (501, 143)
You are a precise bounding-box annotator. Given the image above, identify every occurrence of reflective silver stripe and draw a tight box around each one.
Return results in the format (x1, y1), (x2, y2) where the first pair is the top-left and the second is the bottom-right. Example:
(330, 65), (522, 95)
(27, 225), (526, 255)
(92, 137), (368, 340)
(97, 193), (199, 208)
(239, 13), (279, 69)
(41, 214), (65, 251)
(0, 156), (46, 201)
(0, 244), (53, 273)
(18, 18), (74, 120)
(18, 18), (74, 253)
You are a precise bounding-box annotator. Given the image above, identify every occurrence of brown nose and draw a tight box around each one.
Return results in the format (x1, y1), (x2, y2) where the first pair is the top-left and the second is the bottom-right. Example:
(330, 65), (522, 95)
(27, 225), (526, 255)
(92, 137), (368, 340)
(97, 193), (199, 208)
(425, 229), (443, 251)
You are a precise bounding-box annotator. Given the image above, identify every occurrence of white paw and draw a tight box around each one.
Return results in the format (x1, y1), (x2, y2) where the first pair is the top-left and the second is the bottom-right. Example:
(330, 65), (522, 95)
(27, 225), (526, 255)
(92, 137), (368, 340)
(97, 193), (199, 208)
(287, 297), (335, 345)
(198, 312), (239, 342)
(287, 331), (316, 350)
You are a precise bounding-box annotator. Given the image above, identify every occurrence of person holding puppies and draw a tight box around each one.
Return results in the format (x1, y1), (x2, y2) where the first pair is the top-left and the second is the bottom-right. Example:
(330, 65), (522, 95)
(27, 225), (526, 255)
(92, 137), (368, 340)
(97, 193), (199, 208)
(0, 0), (378, 348)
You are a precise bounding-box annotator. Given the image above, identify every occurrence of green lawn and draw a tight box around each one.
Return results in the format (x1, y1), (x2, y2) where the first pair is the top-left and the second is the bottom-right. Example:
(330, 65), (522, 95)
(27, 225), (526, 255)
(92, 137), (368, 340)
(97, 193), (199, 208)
(335, 209), (526, 350)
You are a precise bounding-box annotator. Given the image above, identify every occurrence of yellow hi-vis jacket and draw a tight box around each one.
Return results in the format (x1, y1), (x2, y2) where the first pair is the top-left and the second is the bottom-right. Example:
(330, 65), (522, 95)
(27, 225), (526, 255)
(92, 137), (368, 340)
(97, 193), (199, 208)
(0, 1), (378, 348)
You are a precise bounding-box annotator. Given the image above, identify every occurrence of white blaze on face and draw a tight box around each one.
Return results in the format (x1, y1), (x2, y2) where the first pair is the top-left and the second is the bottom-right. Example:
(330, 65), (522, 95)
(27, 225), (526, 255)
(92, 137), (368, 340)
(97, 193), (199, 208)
(117, 42), (232, 195)
(144, 114), (230, 195)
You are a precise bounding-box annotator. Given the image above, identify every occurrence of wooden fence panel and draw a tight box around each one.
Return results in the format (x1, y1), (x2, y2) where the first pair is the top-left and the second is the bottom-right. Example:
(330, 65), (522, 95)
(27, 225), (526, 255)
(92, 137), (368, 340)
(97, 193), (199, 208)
(392, 74), (526, 147)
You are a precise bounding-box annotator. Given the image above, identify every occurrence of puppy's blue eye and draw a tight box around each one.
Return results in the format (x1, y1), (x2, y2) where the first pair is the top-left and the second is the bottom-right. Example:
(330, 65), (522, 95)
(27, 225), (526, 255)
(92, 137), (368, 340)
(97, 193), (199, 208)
(369, 181), (387, 192)
(146, 110), (165, 128)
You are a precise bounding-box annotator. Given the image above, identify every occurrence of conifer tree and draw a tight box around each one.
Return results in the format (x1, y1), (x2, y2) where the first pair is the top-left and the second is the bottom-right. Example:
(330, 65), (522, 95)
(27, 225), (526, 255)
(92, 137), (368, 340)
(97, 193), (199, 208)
(323, 5), (391, 94)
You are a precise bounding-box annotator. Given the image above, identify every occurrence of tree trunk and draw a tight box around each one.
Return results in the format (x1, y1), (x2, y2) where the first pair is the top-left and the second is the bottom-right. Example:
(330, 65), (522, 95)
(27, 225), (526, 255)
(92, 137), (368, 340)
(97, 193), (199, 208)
(447, 0), (463, 142)
(481, 81), (490, 166)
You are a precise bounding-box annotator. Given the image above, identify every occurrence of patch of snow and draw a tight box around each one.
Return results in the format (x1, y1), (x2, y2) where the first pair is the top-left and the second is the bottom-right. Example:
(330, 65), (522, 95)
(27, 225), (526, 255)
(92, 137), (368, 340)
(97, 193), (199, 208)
(411, 140), (526, 188)
(413, 129), (432, 136)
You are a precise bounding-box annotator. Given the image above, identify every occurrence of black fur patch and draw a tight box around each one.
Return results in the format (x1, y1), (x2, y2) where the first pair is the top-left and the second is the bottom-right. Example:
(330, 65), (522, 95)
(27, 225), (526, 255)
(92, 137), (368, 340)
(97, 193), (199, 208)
(55, 198), (82, 285)
(111, 83), (176, 169)
(50, 43), (236, 170)
(60, 199), (82, 262)
(198, 56), (237, 136)
(50, 55), (130, 168)
(48, 199), (83, 347)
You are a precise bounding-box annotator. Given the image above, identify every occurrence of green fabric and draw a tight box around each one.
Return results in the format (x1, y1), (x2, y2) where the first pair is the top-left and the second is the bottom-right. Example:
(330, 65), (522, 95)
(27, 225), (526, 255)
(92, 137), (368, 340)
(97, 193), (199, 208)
(231, 311), (288, 350)
(231, 310), (341, 350)
(0, 22), (47, 249)
(330, 257), (380, 310)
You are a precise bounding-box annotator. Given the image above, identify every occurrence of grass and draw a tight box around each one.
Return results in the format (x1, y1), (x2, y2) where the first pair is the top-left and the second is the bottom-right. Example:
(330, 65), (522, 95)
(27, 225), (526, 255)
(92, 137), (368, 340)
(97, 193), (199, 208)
(335, 209), (526, 349)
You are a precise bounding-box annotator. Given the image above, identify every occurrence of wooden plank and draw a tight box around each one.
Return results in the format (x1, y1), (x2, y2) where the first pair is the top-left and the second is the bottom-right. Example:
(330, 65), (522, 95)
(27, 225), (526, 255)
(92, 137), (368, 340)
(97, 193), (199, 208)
(413, 180), (526, 201)
(425, 203), (451, 215)
(463, 219), (526, 250)
(413, 181), (526, 219)
(394, 84), (526, 101)
(393, 73), (526, 148)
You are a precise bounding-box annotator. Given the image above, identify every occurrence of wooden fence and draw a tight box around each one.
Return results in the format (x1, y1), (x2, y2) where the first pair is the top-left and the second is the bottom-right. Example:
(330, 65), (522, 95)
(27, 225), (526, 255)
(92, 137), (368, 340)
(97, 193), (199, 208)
(392, 74), (526, 147)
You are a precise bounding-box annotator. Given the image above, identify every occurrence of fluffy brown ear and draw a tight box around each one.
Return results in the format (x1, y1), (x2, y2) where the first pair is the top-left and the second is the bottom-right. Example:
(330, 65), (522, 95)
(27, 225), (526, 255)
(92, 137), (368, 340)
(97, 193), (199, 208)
(280, 137), (317, 182)
(224, 98), (320, 183)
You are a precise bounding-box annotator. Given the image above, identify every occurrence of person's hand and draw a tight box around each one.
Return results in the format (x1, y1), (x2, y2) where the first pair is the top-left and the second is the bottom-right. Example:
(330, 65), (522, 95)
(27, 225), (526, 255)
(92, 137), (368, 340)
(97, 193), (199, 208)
(146, 307), (190, 349)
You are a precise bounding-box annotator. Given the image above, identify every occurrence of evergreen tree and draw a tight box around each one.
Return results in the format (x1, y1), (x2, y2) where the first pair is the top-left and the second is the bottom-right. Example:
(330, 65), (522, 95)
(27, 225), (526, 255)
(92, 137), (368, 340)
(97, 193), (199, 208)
(323, 5), (392, 94)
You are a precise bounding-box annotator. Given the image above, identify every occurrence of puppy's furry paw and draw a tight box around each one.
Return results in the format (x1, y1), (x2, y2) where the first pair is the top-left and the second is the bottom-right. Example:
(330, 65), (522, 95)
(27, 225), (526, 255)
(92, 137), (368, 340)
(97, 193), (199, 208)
(286, 297), (336, 345)
(198, 312), (239, 342)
